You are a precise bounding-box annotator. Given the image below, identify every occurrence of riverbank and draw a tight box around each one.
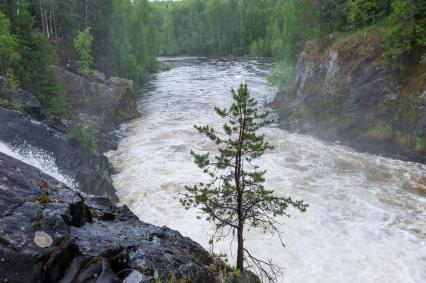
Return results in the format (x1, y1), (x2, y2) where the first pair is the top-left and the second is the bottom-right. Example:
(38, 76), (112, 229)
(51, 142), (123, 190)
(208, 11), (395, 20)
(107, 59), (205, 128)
(0, 151), (257, 282)
(272, 27), (426, 164)
(0, 66), (262, 282)
(0, 67), (139, 200)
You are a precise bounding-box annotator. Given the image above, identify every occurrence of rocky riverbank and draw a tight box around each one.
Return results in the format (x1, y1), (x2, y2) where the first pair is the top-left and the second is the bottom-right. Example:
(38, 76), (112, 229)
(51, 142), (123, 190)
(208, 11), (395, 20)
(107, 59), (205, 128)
(273, 27), (426, 163)
(0, 69), (260, 282)
(0, 68), (138, 200)
(0, 152), (247, 283)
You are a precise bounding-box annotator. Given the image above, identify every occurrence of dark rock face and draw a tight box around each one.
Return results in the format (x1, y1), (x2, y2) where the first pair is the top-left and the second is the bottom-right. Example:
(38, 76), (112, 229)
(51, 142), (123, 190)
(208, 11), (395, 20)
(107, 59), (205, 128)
(0, 152), (225, 283)
(0, 68), (143, 201)
(273, 29), (426, 163)
(56, 68), (139, 152)
(0, 106), (117, 201)
(0, 89), (42, 117)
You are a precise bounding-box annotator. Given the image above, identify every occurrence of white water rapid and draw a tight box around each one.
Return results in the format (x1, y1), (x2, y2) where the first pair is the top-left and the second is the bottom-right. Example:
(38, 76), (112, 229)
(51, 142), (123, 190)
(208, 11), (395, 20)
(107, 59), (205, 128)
(108, 57), (426, 283)
(0, 141), (75, 188)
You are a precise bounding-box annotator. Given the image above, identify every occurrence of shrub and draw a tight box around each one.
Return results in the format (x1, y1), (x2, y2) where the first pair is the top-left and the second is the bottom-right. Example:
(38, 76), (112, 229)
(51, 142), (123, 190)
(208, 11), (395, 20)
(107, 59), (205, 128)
(268, 61), (295, 91)
(68, 123), (99, 156)
(4, 69), (19, 92)
(348, 0), (390, 28)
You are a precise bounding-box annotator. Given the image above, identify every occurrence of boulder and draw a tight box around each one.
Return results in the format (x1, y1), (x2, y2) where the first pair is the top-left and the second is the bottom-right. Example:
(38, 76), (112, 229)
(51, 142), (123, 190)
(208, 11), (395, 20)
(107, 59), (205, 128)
(105, 76), (134, 89)
(0, 152), (237, 283)
(0, 89), (42, 117)
(87, 71), (106, 83)
(56, 68), (139, 152)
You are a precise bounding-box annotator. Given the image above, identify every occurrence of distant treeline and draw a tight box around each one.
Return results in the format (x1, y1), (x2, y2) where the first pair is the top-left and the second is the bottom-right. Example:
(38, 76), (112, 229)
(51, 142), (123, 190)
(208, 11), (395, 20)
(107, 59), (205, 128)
(0, 0), (157, 116)
(153, 0), (425, 68)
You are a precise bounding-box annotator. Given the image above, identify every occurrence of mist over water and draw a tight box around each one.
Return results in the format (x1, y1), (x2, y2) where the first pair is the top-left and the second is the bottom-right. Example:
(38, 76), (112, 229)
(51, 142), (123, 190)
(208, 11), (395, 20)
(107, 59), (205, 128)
(108, 57), (426, 283)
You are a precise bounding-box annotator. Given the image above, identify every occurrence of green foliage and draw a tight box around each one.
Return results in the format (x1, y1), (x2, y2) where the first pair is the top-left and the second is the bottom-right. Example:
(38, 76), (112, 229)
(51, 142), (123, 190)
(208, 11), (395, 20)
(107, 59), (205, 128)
(74, 27), (94, 76)
(110, 0), (157, 85)
(268, 61), (295, 91)
(348, 0), (390, 28)
(249, 38), (270, 57)
(68, 123), (99, 156)
(152, 0), (275, 56)
(0, 10), (20, 73)
(364, 121), (393, 140)
(181, 83), (307, 281)
(383, 0), (419, 70)
(4, 68), (19, 91)
(12, 9), (70, 118)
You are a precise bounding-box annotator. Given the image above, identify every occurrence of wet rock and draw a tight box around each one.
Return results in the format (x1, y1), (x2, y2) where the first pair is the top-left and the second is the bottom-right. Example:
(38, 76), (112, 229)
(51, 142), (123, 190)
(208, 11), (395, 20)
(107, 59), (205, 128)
(0, 89), (42, 117)
(0, 152), (247, 283)
(0, 106), (118, 200)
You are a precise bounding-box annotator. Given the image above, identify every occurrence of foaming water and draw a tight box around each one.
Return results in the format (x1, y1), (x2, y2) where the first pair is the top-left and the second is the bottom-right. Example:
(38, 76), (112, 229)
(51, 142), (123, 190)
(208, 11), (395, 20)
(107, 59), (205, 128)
(108, 57), (426, 283)
(0, 141), (75, 188)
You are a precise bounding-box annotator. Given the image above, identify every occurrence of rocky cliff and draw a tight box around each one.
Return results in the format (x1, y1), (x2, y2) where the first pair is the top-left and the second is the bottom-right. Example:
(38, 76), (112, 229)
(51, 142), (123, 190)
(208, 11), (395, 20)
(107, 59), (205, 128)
(0, 152), (245, 283)
(0, 106), (117, 200)
(0, 68), (139, 201)
(273, 27), (426, 163)
(56, 68), (139, 152)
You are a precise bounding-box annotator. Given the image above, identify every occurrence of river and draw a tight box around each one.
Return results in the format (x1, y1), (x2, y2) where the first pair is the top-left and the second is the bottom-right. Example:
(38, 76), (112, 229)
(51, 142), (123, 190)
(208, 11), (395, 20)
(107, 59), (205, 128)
(107, 57), (426, 283)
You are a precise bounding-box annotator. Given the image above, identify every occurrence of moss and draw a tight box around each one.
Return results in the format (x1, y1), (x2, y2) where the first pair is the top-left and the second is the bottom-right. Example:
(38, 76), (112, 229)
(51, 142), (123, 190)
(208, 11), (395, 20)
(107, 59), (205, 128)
(32, 217), (43, 230)
(39, 179), (48, 189)
(0, 98), (15, 110)
(43, 250), (60, 272)
(58, 236), (71, 249)
(36, 193), (52, 206)
(363, 121), (393, 140)
(395, 131), (412, 148)
(415, 137), (426, 154)
(102, 170), (113, 184)
(81, 256), (103, 271)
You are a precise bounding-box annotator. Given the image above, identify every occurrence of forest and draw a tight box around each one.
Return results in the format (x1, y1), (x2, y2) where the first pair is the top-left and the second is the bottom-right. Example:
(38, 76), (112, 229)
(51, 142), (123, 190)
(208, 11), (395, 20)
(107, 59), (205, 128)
(1, 0), (425, 118)
(153, 0), (425, 68)
(0, 0), (157, 117)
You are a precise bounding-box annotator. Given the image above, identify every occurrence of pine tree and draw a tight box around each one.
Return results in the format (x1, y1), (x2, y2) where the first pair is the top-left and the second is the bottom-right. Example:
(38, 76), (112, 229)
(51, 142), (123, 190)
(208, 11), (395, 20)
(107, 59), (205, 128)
(0, 10), (20, 76)
(181, 83), (308, 282)
(73, 27), (93, 76)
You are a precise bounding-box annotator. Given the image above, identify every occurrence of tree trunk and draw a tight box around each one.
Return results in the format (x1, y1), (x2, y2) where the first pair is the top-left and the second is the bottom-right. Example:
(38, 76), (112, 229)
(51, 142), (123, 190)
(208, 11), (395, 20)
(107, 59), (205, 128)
(237, 223), (244, 270)
(39, 0), (46, 36)
(85, 0), (88, 28)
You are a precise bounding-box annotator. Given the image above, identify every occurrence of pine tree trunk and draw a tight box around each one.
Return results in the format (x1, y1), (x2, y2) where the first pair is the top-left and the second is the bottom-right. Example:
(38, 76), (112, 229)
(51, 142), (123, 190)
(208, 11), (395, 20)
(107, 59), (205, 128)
(237, 223), (244, 271)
